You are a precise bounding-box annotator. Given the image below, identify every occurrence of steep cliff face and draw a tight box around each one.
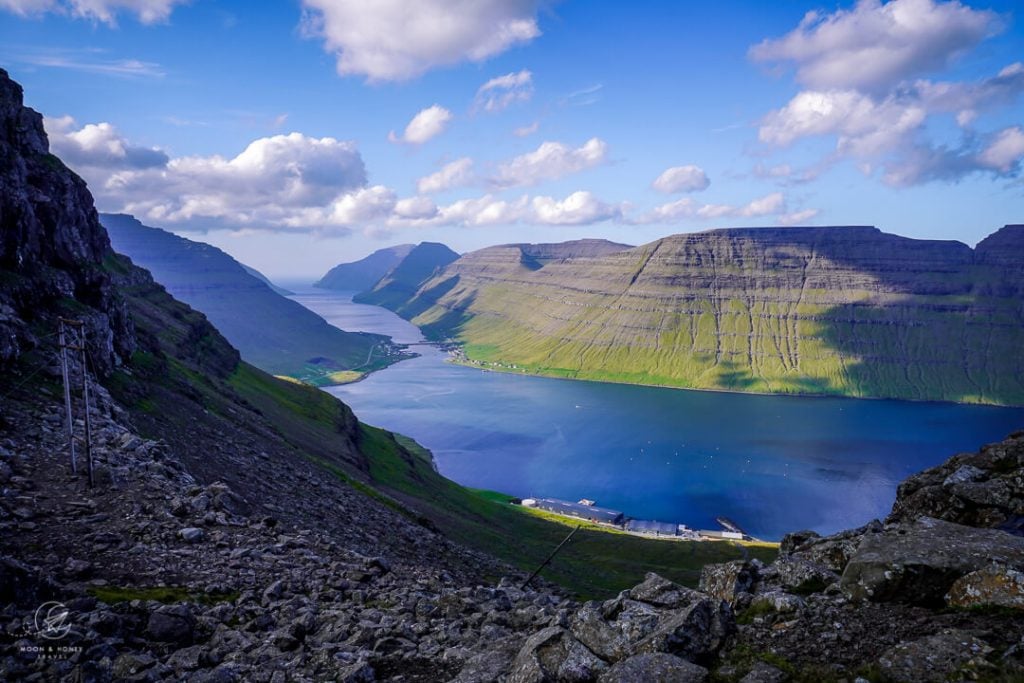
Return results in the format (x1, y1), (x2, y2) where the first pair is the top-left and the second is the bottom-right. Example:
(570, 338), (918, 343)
(395, 227), (1024, 404)
(315, 244), (414, 291)
(0, 68), (133, 374)
(102, 213), (393, 381)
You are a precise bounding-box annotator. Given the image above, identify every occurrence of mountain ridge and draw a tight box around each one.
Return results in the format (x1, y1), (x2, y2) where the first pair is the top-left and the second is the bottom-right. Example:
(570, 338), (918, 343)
(101, 213), (406, 384)
(381, 225), (1024, 405)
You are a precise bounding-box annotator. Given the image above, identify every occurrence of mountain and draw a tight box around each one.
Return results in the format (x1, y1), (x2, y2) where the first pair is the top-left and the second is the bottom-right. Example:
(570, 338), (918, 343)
(353, 241), (459, 312)
(381, 227), (1024, 405)
(101, 213), (403, 384)
(3, 68), (1024, 681)
(240, 263), (293, 296)
(314, 244), (414, 291)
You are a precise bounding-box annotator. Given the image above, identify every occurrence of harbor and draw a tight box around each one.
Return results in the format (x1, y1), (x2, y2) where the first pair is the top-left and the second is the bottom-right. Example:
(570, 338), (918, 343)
(517, 497), (753, 542)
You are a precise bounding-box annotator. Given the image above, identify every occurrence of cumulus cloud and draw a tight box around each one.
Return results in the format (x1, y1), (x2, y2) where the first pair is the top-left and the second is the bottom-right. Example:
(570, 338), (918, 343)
(389, 105), (452, 145)
(1, 0), (187, 24)
(750, 0), (1000, 93)
(530, 191), (622, 225)
(47, 118), (373, 232)
(977, 126), (1024, 173)
(492, 137), (608, 188)
(474, 69), (533, 112)
(417, 157), (475, 194)
(652, 165), (710, 193)
(301, 0), (541, 82)
(46, 116), (168, 170)
(752, 1), (1023, 187)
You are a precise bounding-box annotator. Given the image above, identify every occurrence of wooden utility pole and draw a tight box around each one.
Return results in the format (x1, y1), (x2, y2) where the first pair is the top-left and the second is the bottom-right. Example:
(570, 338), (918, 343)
(58, 319), (77, 474)
(521, 525), (581, 590)
(58, 319), (93, 486)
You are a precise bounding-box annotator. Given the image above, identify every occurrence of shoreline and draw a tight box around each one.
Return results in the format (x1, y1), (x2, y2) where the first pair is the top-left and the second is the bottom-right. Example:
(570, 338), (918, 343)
(444, 354), (1022, 410)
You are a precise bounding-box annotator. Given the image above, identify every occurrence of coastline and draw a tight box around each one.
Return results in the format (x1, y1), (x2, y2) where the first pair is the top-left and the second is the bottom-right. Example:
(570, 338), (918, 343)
(444, 352), (1022, 409)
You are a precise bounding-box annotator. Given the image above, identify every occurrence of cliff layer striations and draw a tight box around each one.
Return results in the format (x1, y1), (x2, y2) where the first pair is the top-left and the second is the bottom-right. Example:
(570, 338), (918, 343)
(390, 227), (1024, 405)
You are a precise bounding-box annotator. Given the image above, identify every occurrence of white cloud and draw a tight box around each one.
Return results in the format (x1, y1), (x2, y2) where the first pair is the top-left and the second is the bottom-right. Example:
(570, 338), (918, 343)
(530, 191), (621, 225)
(20, 53), (164, 78)
(48, 119), (371, 232)
(759, 89), (927, 155)
(652, 165), (710, 193)
(394, 195), (438, 219)
(778, 208), (821, 226)
(492, 137), (608, 188)
(45, 115), (168, 169)
(475, 69), (533, 112)
(1, 0), (187, 24)
(417, 157), (475, 194)
(640, 192), (790, 224)
(750, 0), (1000, 92)
(977, 126), (1024, 172)
(513, 121), (539, 137)
(301, 0), (541, 82)
(389, 105), (452, 145)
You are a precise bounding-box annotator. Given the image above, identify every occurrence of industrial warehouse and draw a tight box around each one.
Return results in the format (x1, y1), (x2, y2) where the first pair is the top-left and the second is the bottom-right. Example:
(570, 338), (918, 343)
(518, 497), (748, 541)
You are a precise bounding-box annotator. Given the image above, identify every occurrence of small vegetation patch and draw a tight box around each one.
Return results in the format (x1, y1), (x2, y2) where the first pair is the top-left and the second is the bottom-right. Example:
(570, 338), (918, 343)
(87, 585), (238, 605)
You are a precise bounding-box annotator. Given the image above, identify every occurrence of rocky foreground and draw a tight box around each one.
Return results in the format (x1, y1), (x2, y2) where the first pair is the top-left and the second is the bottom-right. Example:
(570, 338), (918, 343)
(2, 372), (1023, 681)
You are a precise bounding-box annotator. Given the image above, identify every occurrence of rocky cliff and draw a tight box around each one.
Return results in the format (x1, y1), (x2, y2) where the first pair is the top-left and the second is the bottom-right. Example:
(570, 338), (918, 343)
(391, 227), (1024, 405)
(102, 213), (403, 383)
(316, 244), (415, 291)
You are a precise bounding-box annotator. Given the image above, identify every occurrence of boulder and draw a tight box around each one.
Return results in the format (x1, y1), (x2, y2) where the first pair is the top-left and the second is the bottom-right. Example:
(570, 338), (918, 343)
(699, 560), (757, 604)
(508, 626), (607, 683)
(633, 596), (733, 665)
(876, 630), (994, 683)
(841, 516), (1024, 605)
(772, 558), (837, 594)
(598, 653), (707, 682)
(946, 564), (1024, 610)
(179, 527), (205, 543)
(146, 604), (196, 643)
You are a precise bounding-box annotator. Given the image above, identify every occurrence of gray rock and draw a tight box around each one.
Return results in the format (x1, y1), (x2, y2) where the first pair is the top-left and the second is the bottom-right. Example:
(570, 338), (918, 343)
(748, 591), (803, 615)
(841, 516), (1024, 605)
(946, 564), (1024, 610)
(877, 630), (994, 683)
(146, 604), (195, 643)
(508, 626), (608, 683)
(740, 661), (789, 683)
(179, 527), (205, 543)
(772, 558), (837, 594)
(633, 595), (734, 665)
(598, 652), (708, 682)
(699, 560), (756, 604)
(629, 572), (705, 608)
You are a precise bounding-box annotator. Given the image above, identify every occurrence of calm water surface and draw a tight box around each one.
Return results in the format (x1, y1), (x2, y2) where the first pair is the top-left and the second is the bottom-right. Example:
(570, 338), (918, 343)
(289, 287), (1024, 540)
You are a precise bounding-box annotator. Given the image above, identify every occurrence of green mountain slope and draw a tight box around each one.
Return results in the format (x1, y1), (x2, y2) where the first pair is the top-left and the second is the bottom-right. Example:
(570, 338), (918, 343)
(353, 241), (459, 311)
(102, 213), (404, 384)
(387, 227), (1024, 405)
(315, 244), (414, 291)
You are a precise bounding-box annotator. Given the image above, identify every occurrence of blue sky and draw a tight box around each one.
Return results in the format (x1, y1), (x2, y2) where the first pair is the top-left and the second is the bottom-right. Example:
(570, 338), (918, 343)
(3, 0), (1023, 278)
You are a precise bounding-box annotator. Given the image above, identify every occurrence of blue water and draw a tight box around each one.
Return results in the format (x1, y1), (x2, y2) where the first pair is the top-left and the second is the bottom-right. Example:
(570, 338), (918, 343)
(290, 288), (1024, 540)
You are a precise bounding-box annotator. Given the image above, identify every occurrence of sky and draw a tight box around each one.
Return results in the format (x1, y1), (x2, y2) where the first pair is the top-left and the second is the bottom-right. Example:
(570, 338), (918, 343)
(2, 0), (1023, 279)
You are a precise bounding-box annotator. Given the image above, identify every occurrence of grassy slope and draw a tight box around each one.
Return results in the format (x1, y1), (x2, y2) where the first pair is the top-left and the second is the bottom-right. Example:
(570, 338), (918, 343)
(358, 424), (776, 599)
(403, 243), (1024, 406)
(109, 257), (776, 599)
(227, 362), (777, 598)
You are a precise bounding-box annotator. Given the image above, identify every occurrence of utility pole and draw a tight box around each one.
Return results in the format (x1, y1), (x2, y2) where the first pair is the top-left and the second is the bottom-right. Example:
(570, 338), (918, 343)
(521, 525), (581, 590)
(58, 319), (93, 487)
(58, 319), (77, 474)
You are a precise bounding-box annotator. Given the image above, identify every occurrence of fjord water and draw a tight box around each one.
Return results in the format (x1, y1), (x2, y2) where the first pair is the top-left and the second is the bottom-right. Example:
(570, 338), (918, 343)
(292, 288), (1024, 540)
